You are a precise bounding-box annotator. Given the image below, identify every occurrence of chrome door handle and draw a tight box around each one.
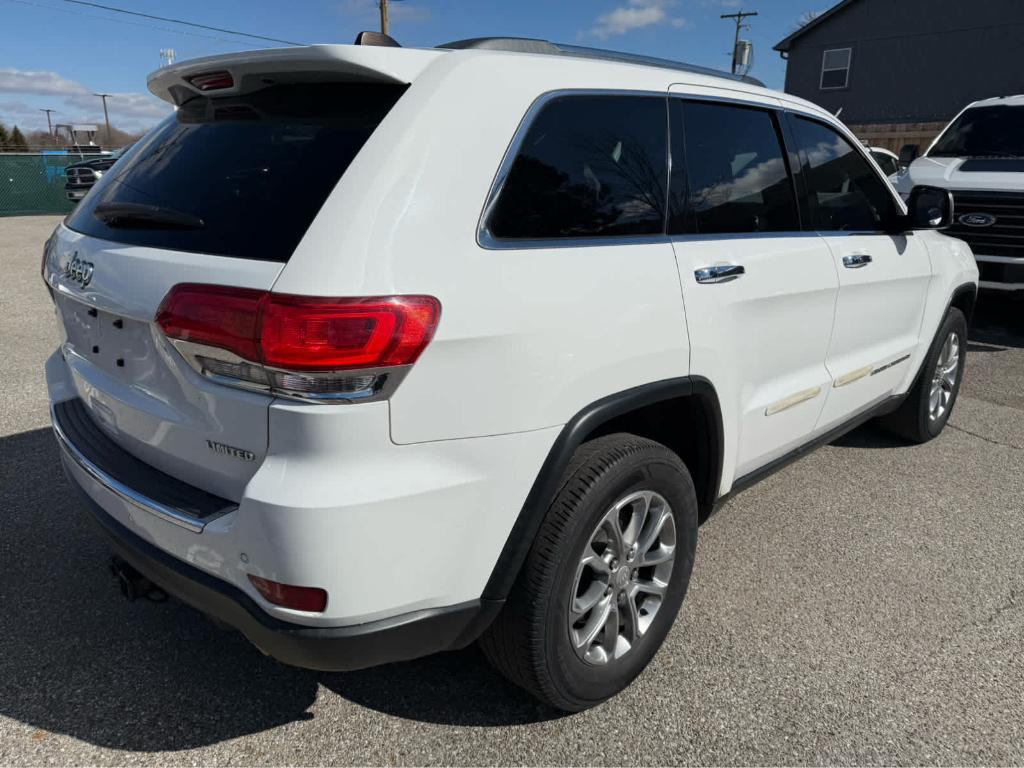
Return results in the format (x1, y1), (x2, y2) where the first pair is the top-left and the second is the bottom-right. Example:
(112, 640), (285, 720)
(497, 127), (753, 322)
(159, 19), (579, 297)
(842, 253), (873, 269)
(695, 264), (745, 284)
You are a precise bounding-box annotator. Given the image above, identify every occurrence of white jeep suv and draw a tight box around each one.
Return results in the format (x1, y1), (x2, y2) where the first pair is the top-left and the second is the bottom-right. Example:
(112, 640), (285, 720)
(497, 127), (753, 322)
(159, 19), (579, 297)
(43, 37), (979, 711)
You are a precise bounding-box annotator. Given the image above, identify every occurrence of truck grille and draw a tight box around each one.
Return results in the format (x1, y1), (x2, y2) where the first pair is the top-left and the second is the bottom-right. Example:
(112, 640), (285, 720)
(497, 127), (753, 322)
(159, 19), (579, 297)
(947, 190), (1024, 259)
(66, 167), (97, 183)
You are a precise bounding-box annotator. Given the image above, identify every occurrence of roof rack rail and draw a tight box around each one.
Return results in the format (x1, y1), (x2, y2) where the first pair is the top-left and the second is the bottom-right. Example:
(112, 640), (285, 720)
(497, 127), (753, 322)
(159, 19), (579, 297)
(437, 37), (765, 87)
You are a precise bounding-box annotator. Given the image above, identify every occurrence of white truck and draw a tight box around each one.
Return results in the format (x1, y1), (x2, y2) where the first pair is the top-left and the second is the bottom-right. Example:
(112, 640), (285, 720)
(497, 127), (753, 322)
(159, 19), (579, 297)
(896, 95), (1024, 293)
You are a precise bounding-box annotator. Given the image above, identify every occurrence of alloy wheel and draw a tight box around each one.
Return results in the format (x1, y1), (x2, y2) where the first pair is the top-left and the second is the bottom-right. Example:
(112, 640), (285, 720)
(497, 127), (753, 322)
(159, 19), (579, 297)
(568, 490), (676, 666)
(929, 331), (960, 422)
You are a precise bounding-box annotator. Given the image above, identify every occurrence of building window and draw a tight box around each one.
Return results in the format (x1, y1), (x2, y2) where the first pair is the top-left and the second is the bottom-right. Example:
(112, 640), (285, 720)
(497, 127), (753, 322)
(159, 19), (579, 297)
(820, 48), (851, 90)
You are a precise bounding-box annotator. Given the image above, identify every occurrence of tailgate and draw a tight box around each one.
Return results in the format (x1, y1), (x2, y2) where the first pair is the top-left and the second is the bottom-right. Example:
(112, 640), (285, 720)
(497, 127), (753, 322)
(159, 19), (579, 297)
(45, 58), (416, 502)
(46, 225), (282, 501)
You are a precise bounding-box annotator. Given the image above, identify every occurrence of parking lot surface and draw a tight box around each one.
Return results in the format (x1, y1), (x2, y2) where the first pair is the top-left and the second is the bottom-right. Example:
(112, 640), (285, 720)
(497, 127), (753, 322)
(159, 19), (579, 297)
(1, 215), (1022, 766)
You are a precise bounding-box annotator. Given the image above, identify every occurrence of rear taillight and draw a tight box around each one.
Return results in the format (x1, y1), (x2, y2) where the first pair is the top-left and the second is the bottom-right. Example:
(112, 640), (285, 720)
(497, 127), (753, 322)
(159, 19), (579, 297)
(155, 284), (263, 362)
(260, 295), (440, 371)
(42, 232), (55, 281)
(248, 575), (327, 612)
(156, 284), (440, 402)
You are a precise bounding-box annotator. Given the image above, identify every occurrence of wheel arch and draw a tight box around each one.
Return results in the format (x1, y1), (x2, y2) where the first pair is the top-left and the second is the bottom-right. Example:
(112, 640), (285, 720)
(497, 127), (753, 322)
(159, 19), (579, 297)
(949, 282), (978, 325)
(481, 377), (723, 602)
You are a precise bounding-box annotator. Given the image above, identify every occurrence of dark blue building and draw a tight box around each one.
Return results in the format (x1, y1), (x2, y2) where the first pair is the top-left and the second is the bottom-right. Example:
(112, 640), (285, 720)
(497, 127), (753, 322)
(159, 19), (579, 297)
(774, 0), (1024, 126)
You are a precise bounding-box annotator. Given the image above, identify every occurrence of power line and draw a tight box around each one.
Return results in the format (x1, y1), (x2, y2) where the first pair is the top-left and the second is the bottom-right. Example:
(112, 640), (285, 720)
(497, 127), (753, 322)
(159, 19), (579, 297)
(3, 0), (253, 47)
(59, 0), (306, 46)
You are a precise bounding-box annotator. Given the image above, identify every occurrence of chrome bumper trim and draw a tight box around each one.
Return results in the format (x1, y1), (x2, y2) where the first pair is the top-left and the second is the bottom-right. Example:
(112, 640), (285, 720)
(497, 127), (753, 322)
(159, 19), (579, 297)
(51, 403), (220, 534)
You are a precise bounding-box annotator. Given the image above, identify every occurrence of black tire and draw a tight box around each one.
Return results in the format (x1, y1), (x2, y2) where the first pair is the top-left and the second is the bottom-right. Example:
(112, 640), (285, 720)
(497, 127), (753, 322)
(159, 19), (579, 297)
(479, 433), (698, 712)
(881, 307), (967, 443)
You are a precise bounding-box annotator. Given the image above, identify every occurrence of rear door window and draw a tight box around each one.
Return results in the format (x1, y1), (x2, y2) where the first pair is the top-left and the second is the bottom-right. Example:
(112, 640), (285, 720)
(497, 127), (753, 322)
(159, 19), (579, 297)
(66, 82), (407, 262)
(485, 95), (668, 240)
(790, 116), (899, 232)
(669, 100), (799, 234)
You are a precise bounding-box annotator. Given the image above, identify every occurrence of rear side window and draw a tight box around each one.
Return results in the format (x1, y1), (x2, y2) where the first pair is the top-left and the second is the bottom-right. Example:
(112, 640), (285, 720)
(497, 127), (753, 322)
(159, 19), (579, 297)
(669, 100), (799, 235)
(790, 116), (898, 232)
(66, 82), (407, 262)
(486, 95), (668, 240)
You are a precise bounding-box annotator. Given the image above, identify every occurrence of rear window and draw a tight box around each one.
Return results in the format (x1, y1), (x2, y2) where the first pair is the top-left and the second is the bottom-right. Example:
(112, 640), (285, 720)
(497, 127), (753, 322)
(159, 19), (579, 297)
(66, 82), (407, 262)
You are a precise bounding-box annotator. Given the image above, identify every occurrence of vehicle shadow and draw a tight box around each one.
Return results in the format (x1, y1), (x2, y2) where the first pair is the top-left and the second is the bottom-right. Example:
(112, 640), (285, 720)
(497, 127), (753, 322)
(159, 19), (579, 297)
(970, 293), (1023, 349)
(0, 428), (551, 752)
(829, 422), (909, 449)
(318, 648), (562, 727)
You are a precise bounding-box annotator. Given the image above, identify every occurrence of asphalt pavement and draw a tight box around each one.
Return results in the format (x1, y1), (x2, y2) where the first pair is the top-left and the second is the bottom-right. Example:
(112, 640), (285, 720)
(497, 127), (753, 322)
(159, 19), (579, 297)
(1, 215), (1022, 765)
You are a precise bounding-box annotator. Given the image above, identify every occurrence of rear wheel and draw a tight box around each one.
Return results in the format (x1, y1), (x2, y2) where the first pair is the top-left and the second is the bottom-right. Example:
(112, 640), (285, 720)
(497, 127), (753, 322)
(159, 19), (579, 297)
(479, 434), (698, 711)
(882, 307), (967, 443)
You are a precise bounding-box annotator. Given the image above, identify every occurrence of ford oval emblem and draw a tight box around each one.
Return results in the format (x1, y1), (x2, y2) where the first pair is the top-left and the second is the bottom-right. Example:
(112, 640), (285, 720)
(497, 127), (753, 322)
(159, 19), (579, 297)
(958, 212), (997, 228)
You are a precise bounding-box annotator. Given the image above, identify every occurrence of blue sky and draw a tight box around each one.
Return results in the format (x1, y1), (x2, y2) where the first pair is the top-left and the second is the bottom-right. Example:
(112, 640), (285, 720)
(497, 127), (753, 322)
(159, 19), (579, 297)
(0, 0), (823, 135)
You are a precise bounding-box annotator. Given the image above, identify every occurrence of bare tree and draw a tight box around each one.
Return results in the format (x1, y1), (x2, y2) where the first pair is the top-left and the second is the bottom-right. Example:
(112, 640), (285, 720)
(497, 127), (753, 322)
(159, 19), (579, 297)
(795, 10), (821, 30)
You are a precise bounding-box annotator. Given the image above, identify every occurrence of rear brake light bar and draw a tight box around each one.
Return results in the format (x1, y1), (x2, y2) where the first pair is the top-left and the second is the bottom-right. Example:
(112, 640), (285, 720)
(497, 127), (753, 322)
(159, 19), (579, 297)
(187, 70), (234, 91)
(156, 284), (440, 403)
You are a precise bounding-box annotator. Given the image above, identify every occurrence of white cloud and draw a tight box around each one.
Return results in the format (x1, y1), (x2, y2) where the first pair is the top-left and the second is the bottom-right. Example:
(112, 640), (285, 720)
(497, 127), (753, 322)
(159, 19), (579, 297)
(588, 0), (687, 40)
(0, 68), (88, 96)
(64, 92), (169, 121)
(0, 68), (169, 133)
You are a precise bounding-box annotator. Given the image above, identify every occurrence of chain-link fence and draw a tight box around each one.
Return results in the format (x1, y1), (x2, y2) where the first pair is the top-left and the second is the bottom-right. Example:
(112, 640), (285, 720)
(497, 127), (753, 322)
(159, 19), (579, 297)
(0, 153), (82, 217)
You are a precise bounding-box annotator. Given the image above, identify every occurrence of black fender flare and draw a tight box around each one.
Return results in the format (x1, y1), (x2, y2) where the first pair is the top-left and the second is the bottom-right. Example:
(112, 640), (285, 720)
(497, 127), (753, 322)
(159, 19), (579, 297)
(480, 376), (723, 601)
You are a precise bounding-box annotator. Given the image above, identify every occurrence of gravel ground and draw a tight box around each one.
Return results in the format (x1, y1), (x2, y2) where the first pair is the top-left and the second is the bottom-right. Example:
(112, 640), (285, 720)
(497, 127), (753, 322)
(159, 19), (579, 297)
(1, 215), (1022, 766)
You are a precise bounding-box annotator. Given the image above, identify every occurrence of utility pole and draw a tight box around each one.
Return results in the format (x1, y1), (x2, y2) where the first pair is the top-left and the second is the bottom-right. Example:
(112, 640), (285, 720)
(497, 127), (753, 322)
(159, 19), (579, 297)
(93, 93), (112, 143)
(721, 9), (758, 74)
(378, 0), (404, 37)
(160, 48), (176, 67)
(39, 108), (55, 141)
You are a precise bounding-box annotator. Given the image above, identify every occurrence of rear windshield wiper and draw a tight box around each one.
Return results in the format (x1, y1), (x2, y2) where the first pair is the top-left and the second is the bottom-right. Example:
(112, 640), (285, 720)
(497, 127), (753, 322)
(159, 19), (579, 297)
(94, 202), (205, 230)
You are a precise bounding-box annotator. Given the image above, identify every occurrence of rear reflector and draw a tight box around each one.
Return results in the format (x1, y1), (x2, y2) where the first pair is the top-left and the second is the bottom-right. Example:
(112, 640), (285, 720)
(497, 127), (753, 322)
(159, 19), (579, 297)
(248, 575), (328, 612)
(155, 284), (441, 401)
(187, 70), (234, 91)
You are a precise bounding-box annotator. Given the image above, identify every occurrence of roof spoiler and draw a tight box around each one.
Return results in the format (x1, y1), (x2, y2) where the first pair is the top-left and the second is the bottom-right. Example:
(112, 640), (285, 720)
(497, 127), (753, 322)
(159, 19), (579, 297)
(147, 44), (441, 105)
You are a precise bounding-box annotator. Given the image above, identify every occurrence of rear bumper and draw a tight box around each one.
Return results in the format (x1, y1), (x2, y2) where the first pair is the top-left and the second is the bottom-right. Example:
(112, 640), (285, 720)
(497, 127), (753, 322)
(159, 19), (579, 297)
(46, 342), (554, 635)
(77, 486), (500, 671)
(52, 394), (504, 669)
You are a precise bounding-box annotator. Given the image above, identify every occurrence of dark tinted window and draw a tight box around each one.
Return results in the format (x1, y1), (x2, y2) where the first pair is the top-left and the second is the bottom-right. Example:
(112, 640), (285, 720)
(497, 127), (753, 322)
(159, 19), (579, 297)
(870, 150), (899, 176)
(67, 82), (406, 262)
(487, 95), (667, 239)
(929, 105), (1024, 158)
(791, 117), (898, 231)
(669, 100), (798, 234)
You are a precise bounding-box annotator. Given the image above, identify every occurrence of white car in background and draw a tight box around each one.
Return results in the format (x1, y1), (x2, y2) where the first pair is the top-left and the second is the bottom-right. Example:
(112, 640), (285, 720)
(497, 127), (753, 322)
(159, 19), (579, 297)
(43, 37), (978, 712)
(895, 94), (1024, 293)
(868, 146), (901, 177)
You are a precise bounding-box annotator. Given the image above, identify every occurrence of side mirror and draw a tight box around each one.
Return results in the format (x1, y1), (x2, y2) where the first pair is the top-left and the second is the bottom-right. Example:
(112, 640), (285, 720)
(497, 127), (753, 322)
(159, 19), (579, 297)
(898, 143), (919, 169)
(906, 185), (953, 229)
